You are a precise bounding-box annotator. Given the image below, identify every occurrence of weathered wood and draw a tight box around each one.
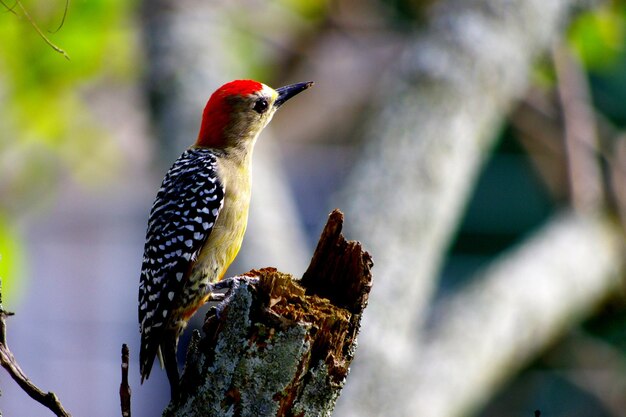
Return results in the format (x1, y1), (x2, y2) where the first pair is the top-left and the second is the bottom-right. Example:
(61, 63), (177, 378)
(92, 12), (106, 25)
(164, 210), (372, 417)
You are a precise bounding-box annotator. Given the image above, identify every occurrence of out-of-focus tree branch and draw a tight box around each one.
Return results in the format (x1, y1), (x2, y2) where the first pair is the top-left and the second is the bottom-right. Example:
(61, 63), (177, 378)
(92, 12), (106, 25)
(410, 212), (623, 416)
(553, 43), (604, 212)
(334, 0), (608, 416)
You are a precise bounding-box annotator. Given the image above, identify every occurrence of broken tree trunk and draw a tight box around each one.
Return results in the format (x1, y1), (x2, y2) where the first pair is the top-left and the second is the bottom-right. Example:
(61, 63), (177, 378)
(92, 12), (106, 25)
(163, 210), (373, 417)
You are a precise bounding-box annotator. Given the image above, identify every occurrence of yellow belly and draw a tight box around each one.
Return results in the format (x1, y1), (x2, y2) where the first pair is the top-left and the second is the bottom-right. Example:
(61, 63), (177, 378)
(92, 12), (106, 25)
(191, 155), (252, 283)
(170, 149), (253, 330)
(193, 196), (249, 283)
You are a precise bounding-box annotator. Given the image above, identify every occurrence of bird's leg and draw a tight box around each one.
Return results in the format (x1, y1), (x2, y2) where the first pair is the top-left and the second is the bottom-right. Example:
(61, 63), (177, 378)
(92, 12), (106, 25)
(207, 277), (260, 318)
(202, 277), (237, 304)
(205, 292), (225, 302)
(210, 276), (239, 291)
(210, 277), (240, 319)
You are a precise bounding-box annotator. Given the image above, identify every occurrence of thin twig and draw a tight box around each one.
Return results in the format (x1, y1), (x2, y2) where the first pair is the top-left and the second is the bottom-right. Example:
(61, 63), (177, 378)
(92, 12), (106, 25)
(0, 279), (72, 417)
(0, 277), (7, 347)
(0, 0), (18, 15)
(120, 344), (131, 417)
(14, 0), (70, 60)
(0, 346), (71, 417)
(49, 0), (69, 34)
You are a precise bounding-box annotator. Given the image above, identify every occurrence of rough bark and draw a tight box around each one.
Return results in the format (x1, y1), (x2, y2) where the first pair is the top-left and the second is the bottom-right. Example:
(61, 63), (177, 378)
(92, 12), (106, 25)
(163, 210), (372, 417)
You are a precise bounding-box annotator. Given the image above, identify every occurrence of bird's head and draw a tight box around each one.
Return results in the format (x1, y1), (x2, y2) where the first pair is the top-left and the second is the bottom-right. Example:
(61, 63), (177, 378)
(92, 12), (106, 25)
(195, 79), (313, 150)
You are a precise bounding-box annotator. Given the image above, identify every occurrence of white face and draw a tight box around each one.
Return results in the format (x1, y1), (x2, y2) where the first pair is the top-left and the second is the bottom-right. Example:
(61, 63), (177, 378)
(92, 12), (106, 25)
(249, 84), (280, 127)
(223, 83), (279, 150)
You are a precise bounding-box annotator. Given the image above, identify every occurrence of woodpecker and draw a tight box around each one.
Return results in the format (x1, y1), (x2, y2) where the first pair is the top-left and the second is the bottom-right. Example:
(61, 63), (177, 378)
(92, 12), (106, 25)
(138, 79), (313, 399)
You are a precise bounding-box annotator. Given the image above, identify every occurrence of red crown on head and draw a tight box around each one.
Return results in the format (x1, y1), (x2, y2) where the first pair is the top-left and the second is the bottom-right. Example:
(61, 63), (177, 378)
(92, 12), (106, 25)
(196, 80), (265, 148)
(214, 80), (263, 98)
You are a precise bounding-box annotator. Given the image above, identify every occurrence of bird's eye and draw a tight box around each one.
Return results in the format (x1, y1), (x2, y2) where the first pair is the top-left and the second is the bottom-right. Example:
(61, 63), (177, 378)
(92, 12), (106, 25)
(253, 98), (269, 114)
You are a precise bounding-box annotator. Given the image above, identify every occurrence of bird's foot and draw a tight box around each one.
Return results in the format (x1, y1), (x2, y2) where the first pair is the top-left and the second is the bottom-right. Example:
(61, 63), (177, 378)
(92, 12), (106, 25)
(212, 278), (240, 319)
(210, 277), (239, 291)
(207, 276), (260, 319)
(205, 292), (225, 302)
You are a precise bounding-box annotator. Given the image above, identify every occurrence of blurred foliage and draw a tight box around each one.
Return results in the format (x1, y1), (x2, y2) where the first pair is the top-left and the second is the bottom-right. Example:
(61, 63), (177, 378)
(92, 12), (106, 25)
(522, 2), (625, 90)
(0, 0), (137, 190)
(225, 0), (330, 81)
(568, 2), (625, 71)
(278, 0), (330, 20)
(0, 216), (25, 308)
(570, 3), (626, 130)
(0, 0), (138, 304)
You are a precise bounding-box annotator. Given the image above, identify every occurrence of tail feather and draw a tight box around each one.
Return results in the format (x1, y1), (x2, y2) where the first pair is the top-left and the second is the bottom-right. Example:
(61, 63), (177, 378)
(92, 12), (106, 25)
(139, 330), (160, 383)
(140, 329), (180, 401)
(161, 330), (180, 401)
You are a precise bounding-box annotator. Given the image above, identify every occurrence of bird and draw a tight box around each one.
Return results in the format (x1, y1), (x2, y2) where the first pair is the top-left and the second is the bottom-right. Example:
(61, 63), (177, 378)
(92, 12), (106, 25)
(138, 79), (313, 400)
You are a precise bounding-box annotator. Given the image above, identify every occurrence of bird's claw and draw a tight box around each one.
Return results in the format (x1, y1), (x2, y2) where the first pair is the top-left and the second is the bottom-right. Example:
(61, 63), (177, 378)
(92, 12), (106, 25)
(211, 277), (238, 291)
(207, 276), (260, 319)
(206, 292), (225, 302)
(205, 277), (240, 320)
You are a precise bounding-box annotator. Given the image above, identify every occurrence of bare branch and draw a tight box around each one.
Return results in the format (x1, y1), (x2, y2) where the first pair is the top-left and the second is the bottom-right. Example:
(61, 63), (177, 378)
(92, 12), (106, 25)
(0, 279), (72, 417)
(14, 0), (70, 60)
(120, 344), (131, 417)
(48, 0), (70, 34)
(408, 212), (623, 417)
(0, 0), (18, 15)
(335, 0), (601, 415)
(554, 43), (603, 212)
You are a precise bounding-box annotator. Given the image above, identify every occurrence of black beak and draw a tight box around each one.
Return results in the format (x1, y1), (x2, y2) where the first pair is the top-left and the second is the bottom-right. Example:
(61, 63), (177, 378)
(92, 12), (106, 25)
(274, 81), (314, 108)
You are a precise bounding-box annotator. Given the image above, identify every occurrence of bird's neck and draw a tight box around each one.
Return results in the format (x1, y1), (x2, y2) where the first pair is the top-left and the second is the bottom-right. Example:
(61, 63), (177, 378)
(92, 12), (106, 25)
(215, 146), (254, 198)
(221, 130), (260, 167)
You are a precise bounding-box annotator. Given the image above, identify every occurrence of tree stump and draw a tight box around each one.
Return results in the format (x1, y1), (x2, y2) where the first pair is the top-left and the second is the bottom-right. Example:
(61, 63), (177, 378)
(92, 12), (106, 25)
(163, 210), (373, 417)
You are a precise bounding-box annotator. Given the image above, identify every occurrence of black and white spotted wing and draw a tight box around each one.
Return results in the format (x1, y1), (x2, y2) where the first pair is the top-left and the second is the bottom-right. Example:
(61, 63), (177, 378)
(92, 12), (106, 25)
(138, 147), (224, 379)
